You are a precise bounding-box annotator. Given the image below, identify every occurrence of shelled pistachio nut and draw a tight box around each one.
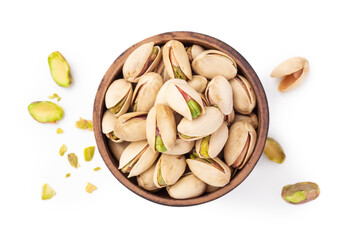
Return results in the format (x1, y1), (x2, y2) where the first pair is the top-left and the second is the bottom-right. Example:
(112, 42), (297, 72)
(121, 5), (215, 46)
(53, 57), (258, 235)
(107, 139), (130, 161)
(163, 40), (192, 80)
(233, 113), (258, 129)
(229, 75), (256, 115)
(123, 42), (161, 82)
(195, 123), (228, 159)
(192, 50), (237, 80)
(114, 112), (147, 141)
(224, 108), (235, 126)
(281, 182), (320, 204)
(102, 110), (122, 142)
(132, 72), (163, 112)
(205, 76), (233, 115)
(178, 106), (223, 141)
(163, 138), (194, 155)
(186, 157), (231, 187)
(224, 120), (257, 169)
(153, 154), (186, 188)
(137, 163), (160, 192)
(48, 51), (72, 87)
(186, 44), (205, 62)
(187, 75), (208, 93)
(146, 104), (176, 153)
(154, 79), (188, 106)
(28, 101), (63, 123)
(119, 140), (159, 178)
(271, 57), (309, 92)
(166, 173), (207, 199)
(264, 137), (285, 164)
(105, 79), (132, 117)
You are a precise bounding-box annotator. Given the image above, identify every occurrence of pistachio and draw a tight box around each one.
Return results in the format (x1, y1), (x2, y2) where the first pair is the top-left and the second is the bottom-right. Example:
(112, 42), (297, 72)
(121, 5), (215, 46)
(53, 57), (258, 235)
(84, 146), (95, 162)
(59, 144), (67, 156)
(107, 139), (130, 161)
(85, 183), (97, 193)
(205, 76), (233, 115)
(166, 173), (207, 199)
(48, 51), (72, 87)
(264, 137), (285, 164)
(137, 163), (160, 191)
(41, 183), (56, 200)
(56, 128), (64, 134)
(114, 112), (148, 142)
(153, 154), (186, 188)
(28, 101), (64, 123)
(187, 75), (208, 93)
(186, 44), (205, 62)
(48, 93), (61, 101)
(163, 40), (192, 80)
(229, 75), (256, 115)
(105, 79), (133, 117)
(154, 58), (171, 82)
(224, 108), (235, 126)
(271, 57), (309, 92)
(281, 182), (320, 204)
(67, 153), (78, 168)
(102, 110), (122, 143)
(154, 79), (188, 106)
(233, 113), (258, 129)
(195, 123), (228, 159)
(75, 118), (93, 131)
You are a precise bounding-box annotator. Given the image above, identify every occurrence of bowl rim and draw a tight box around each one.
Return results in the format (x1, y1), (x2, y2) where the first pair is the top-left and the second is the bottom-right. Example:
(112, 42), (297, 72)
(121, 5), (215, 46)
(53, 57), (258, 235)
(93, 31), (269, 206)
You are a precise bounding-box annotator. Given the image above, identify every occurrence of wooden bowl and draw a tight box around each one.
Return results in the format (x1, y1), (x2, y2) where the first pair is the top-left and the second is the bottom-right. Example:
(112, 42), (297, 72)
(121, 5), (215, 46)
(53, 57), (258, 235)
(93, 31), (269, 206)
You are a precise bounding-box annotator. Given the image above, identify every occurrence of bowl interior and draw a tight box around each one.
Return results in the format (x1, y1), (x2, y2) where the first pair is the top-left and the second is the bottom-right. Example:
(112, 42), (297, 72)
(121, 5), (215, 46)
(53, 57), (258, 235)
(93, 31), (269, 206)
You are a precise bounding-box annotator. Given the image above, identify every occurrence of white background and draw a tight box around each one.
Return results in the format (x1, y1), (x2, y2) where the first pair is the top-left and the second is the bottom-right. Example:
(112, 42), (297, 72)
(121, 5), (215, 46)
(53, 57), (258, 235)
(1, 0), (359, 239)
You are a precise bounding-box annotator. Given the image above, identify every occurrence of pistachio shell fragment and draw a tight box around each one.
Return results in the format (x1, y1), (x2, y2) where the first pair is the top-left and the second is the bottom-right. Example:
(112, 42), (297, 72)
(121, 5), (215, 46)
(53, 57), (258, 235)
(187, 75), (208, 93)
(163, 40), (192, 80)
(205, 76), (233, 115)
(84, 146), (95, 162)
(264, 137), (285, 164)
(28, 101), (64, 123)
(56, 128), (64, 134)
(271, 57), (309, 92)
(281, 182), (320, 204)
(114, 112), (148, 142)
(229, 75), (256, 115)
(166, 173), (207, 199)
(41, 183), (56, 200)
(48, 51), (72, 87)
(67, 153), (78, 168)
(186, 44), (205, 62)
(233, 113), (258, 129)
(137, 163), (159, 191)
(48, 93), (61, 101)
(59, 144), (67, 156)
(75, 118), (93, 131)
(105, 79), (133, 117)
(85, 183), (97, 193)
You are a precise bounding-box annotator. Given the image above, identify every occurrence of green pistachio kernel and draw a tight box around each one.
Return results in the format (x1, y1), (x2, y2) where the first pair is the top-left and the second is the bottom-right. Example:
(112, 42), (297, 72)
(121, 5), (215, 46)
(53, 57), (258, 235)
(56, 128), (64, 134)
(67, 153), (78, 168)
(157, 163), (166, 186)
(282, 182), (320, 205)
(200, 136), (210, 158)
(65, 173), (71, 178)
(155, 135), (167, 152)
(41, 183), (56, 200)
(173, 66), (186, 80)
(48, 51), (73, 87)
(28, 101), (64, 123)
(84, 146), (95, 162)
(75, 118), (93, 131)
(285, 191), (306, 204)
(48, 93), (61, 102)
(264, 137), (286, 164)
(190, 152), (200, 159)
(187, 99), (201, 119)
(109, 96), (126, 114)
(59, 144), (67, 156)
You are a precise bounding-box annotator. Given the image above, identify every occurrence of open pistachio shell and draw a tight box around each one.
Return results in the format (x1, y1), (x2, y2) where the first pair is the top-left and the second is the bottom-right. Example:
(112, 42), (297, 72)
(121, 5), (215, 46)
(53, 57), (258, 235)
(177, 106), (223, 141)
(271, 57), (309, 92)
(166, 173), (206, 199)
(195, 123), (228, 159)
(107, 139), (130, 161)
(186, 44), (205, 62)
(154, 79), (187, 106)
(105, 79), (133, 117)
(102, 110), (122, 143)
(186, 157), (231, 187)
(164, 138), (194, 155)
(114, 112), (147, 142)
(229, 75), (256, 115)
(153, 154), (186, 188)
(224, 120), (257, 169)
(224, 108), (235, 126)
(192, 50), (237, 80)
(137, 163), (160, 192)
(233, 113), (258, 129)
(205, 76), (233, 115)
(132, 72), (163, 112)
(163, 40), (192, 80)
(123, 42), (161, 82)
(119, 140), (159, 178)
(187, 75), (208, 93)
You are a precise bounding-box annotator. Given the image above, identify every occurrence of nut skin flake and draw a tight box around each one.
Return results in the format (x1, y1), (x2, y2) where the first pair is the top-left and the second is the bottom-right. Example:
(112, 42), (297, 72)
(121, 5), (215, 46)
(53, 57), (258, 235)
(85, 183), (97, 193)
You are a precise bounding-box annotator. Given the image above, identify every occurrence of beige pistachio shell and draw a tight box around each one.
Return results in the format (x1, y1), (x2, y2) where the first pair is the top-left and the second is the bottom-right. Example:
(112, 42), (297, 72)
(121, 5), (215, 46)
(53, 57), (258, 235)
(102, 110), (123, 143)
(154, 79), (187, 106)
(199, 93), (210, 107)
(153, 154), (186, 188)
(224, 108), (235, 126)
(206, 185), (219, 193)
(154, 59), (170, 82)
(137, 163), (159, 191)
(233, 113), (258, 129)
(123, 42), (161, 82)
(205, 76), (233, 115)
(177, 106), (223, 141)
(119, 140), (159, 178)
(195, 123), (228, 159)
(163, 40), (192, 80)
(105, 79), (132, 117)
(187, 75), (208, 93)
(114, 112), (147, 142)
(186, 157), (231, 187)
(166, 173), (206, 199)
(271, 57), (309, 92)
(229, 75), (256, 114)
(192, 50), (237, 80)
(186, 44), (205, 62)
(224, 120), (257, 169)
(132, 72), (163, 112)
(107, 139), (130, 161)
(165, 138), (194, 155)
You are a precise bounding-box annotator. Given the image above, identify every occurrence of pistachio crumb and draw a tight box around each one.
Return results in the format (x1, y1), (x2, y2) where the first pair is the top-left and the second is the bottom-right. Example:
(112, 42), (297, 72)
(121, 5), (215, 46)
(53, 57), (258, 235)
(85, 183), (97, 193)
(93, 167), (101, 171)
(59, 144), (67, 156)
(65, 173), (71, 178)
(75, 118), (93, 131)
(48, 93), (61, 101)
(67, 153), (78, 168)
(56, 128), (64, 134)
(41, 183), (56, 200)
(84, 146), (95, 161)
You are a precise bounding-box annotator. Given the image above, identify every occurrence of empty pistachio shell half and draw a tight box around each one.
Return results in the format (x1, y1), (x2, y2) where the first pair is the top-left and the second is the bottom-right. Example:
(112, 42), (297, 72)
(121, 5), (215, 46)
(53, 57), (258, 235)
(224, 108), (235, 126)
(105, 79), (133, 117)
(123, 42), (161, 82)
(264, 137), (285, 164)
(114, 112), (147, 142)
(163, 40), (192, 80)
(48, 51), (72, 87)
(132, 72), (163, 112)
(205, 76), (234, 115)
(233, 113), (258, 129)
(186, 44), (205, 62)
(166, 173), (207, 199)
(164, 138), (194, 155)
(271, 57), (309, 92)
(137, 163), (160, 192)
(102, 110), (122, 143)
(28, 101), (64, 123)
(195, 123), (228, 159)
(153, 154), (186, 188)
(281, 182), (320, 204)
(187, 75), (208, 93)
(154, 79), (188, 106)
(119, 140), (159, 178)
(186, 157), (231, 187)
(229, 75), (256, 115)
(192, 50), (237, 80)
(224, 120), (257, 169)
(107, 139), (130, 161)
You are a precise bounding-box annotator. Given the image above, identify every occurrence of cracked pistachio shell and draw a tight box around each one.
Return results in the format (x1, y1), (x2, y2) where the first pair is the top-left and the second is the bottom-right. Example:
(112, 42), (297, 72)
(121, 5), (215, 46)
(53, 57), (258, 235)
(102, 110), (123, 143)
(105, 79), (133, 117)
(137, 163), (159, 191)
(123, 42), (161, 82)
(224, 108), (235, 126)
(192, 50), (237, 80)
(131, 72), (163, 112)
(187, 75), (208, 93)
(205, 76), (233, 115)
(281, 182), (320, 204)
(153, 154), (186, 188)
(107, 139), (130, 161)
(154, 79), (187, 106)
(195, 123), (228, 159)
(163, 40), (192, 80)
(229, 75), (256, 114)
(166, 173), (207, 199)
(233, 113), (258, 129)
(28, 101), (64, 123)
(146, 104), (177, 152)
(186, 44), (205, 62)
(271, 57), (309, 92)
(166, 82), (205, 120)
(48, 51), (72, 87)
(224, 120), (257, 169)
(164, 138), (194, 155)
(114, 112), (147, 142)
(178, 106), (223, 141)
(186, 157), (231, 187)
(264, 137), (285, 164)
(119, 140), (159, 178)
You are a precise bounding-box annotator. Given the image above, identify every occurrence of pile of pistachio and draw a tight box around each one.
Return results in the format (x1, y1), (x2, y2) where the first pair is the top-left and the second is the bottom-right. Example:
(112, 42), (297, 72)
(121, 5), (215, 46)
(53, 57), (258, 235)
(102, 40), (259, 199)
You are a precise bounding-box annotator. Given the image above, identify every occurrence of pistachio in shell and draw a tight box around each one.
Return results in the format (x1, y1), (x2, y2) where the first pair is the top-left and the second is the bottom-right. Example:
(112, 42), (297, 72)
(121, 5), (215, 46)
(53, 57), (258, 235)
(187, 75), (208, 93)
(224, 108), (235, 126)
(107, 139), (130, 161)
(186, 44), (205, 62)
(105, 79), (133, 117)
(166, 173), (207, 199)
(233, 113), (258, 129)
(263, 137), (285, 164)
(195, 123), (228, 159)
(229, 75), (256, 115)
(48, 51), (72, 87)
(153, 154), (186, 188)
(28, 101), (64, 123)
(163, 138), (194, 155)
(205, 75), (233, 115)
(281, 182), (320, 204)
(154, 79), (188, 106)
(163, 40), (192, 80)
(137, 163), (160, 192)
(102, 110), (122, 143)
(114, 112), (148, 142)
